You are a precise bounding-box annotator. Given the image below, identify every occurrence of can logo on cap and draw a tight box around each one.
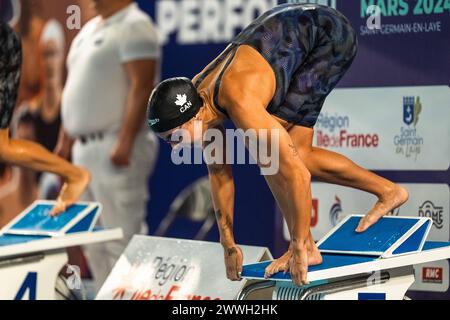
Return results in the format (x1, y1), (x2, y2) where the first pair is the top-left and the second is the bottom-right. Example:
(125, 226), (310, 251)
(175, 94), (193, 113)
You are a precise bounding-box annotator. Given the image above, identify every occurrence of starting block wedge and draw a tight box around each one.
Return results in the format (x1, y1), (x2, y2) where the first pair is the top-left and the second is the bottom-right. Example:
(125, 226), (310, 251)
(239, 215), (450, 300)
(317, 215), (433, 258)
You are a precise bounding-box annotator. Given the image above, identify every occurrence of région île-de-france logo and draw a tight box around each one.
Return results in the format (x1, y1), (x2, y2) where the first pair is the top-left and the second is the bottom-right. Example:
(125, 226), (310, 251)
(329, 196), (346, 226)
(112, 256), (217, 300)
(315, 112), (380, 149)
(418, 200), (444, 230)
(393, 96), (424, 161)
(175, 94), (193, 113)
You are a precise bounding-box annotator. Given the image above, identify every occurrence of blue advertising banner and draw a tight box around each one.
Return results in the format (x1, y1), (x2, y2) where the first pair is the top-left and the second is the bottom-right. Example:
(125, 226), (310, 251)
(141, 0), (449, 85)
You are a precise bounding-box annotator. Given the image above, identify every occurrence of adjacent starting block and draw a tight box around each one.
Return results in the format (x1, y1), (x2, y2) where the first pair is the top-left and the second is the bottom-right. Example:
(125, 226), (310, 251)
(0, 201), (123, 300)
(1, 200), (102, 237)
(239, 215), (450, 300)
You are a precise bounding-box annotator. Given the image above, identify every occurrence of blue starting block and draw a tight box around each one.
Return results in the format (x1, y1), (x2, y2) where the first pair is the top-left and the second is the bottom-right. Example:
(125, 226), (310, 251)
(0, 201), (123, 300)
(239, 215), (450, 300)
(0, 200), (102, 237)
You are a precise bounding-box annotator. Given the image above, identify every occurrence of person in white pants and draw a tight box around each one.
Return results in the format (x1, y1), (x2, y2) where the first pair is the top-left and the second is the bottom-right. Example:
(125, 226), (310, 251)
(55, 0), (160, 292)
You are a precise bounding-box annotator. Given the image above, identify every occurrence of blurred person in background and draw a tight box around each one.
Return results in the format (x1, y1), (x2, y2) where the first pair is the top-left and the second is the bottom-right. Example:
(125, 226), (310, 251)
(26, 19), (64, 152)
(19, 19), (66, 199)
(14, 0), (96, 107)
(0, 111), (39, 228)
(56, 0), (160, 291)
(14, 0), (46, 106)
(1, 0), (90, 216)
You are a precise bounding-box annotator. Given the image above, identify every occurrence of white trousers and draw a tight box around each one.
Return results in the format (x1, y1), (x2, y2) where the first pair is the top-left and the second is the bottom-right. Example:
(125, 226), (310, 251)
(72, 130), (159, 293)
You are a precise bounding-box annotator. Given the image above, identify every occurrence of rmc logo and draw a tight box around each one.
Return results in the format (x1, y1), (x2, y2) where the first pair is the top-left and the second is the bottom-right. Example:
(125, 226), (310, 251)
(422, 267), (443, 284)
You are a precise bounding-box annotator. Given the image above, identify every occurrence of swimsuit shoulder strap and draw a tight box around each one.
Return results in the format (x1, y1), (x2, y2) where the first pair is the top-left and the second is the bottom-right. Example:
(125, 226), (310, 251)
(213, 45), (239, 118)
(194, 44), (238, 118)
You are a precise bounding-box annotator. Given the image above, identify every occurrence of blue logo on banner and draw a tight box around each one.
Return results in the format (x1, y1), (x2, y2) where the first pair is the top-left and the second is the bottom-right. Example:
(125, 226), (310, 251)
(358, 292), (386, 300)
(15, 272), (37, 300)
(403, 96), (415, 126)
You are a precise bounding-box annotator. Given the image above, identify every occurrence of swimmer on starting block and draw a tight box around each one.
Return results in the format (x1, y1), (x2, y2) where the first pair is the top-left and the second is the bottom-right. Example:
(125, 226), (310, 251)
(0, 0), (90, 216)
(146, 4), (409, 286)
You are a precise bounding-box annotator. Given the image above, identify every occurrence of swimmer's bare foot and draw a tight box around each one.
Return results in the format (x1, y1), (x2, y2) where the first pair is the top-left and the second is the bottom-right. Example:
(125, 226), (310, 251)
(50, 166), (91, 216)
(264, 249), (292, 278)
(307, 235), (323, 266)
(265, 235), (323, 279)
(356, 184), (409, 233)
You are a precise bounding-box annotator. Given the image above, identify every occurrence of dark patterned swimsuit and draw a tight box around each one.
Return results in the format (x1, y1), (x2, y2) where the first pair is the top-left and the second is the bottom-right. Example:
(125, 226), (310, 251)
(0, 22), (21, 129)
(194, 4), (357, 128)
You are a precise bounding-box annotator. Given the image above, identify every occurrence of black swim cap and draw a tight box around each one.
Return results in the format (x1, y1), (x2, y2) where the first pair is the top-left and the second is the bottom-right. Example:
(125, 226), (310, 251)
(147, 77), (202, 133)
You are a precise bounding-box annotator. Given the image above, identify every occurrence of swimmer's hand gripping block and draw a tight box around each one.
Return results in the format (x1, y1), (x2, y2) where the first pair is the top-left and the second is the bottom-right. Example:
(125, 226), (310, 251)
(0, 200), (102, 237)
(316, 215), (432, 258)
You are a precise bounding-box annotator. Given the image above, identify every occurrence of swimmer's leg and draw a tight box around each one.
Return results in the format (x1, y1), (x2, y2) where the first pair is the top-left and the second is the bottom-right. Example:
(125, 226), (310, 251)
(289, 126), (409, 233)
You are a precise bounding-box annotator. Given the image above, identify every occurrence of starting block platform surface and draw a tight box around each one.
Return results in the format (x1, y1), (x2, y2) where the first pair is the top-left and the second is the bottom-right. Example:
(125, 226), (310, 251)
(241, 215), (450, 283)
(0, 200), (122, 259)
(242, 241), (450, 283)
(0, 201), (123, 300)
(0, 200), (102, 237)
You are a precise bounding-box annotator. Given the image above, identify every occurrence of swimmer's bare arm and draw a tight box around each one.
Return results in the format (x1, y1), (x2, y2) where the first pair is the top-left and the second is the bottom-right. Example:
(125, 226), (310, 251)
(225, 101), (312, 285)
(206, 125), (243, 281)
(218, 45), (312, 285)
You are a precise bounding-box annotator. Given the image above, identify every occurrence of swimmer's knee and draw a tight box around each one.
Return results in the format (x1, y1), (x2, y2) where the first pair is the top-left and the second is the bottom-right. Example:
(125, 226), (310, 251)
(283, 162), (311, 186)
